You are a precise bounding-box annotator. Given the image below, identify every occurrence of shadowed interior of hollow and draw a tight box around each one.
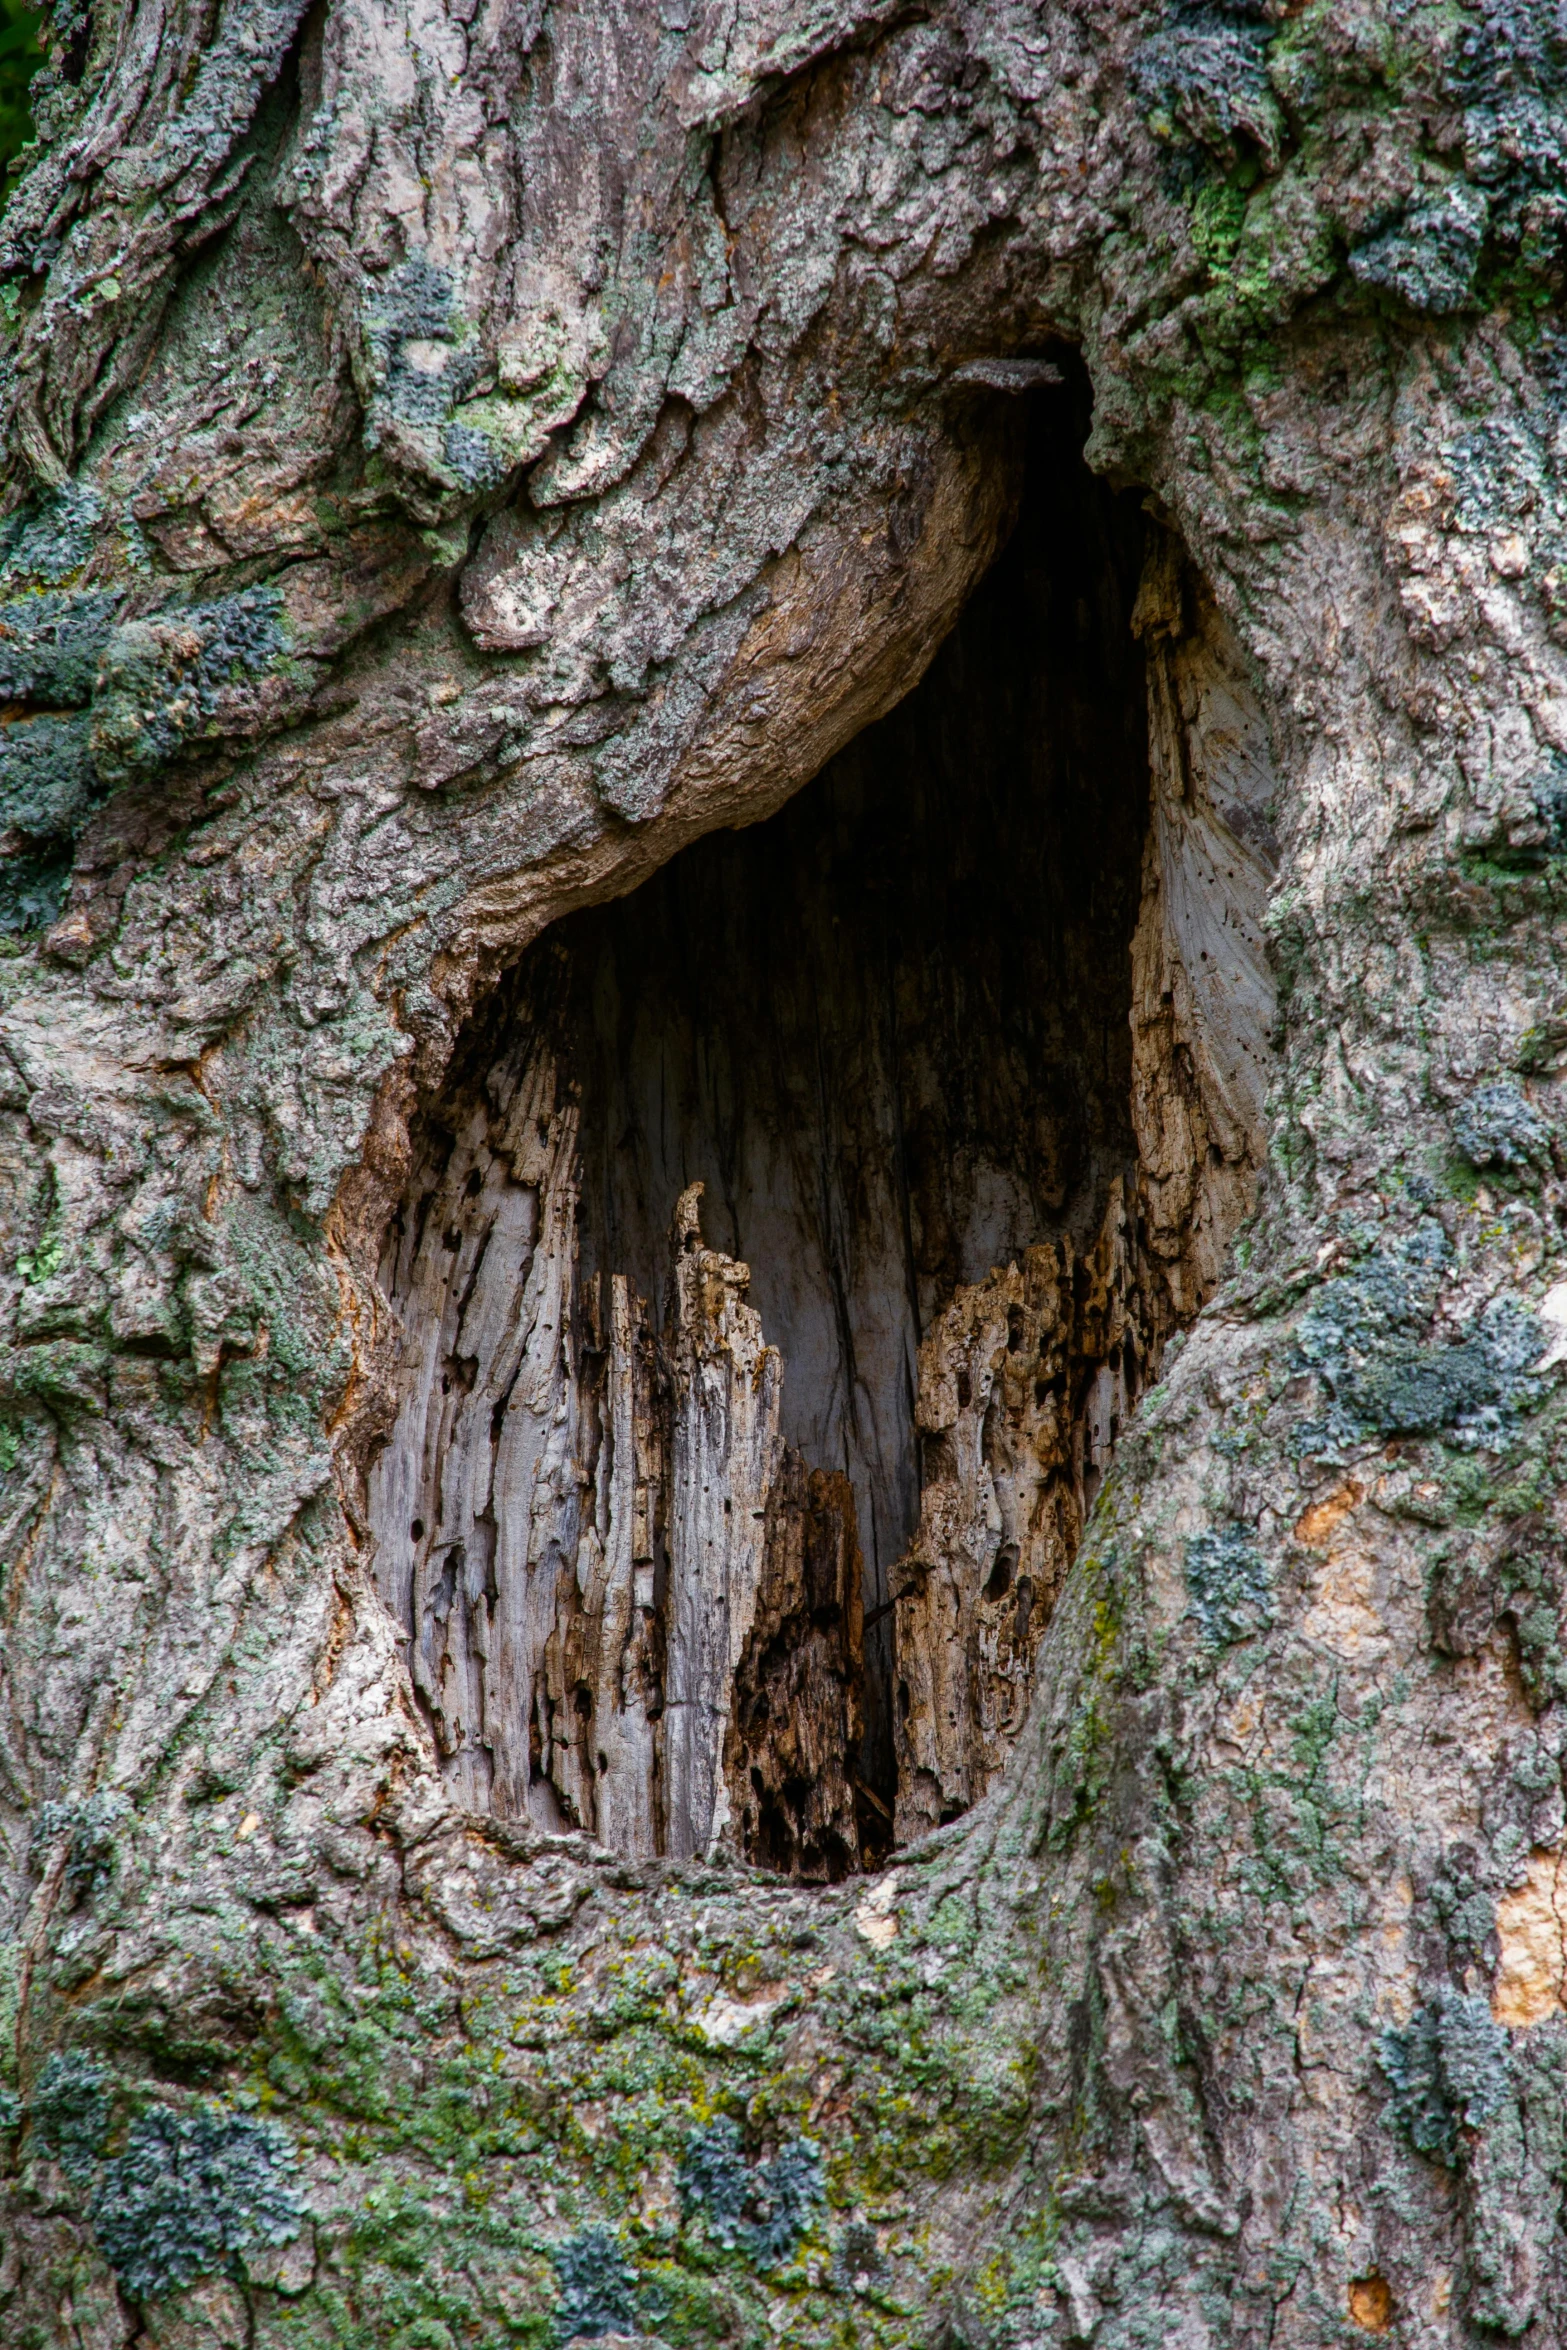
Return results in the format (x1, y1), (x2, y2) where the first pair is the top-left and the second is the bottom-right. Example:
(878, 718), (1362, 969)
(550, 367), (1153, 1812)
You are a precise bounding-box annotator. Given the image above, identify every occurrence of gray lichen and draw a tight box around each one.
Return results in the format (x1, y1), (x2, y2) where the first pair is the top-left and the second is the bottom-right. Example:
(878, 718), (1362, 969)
(29, 2049), (113, 2182)
(88, 2102), (306, 2300)
(0, 712), (97, 839)
(362, 258), (473, 429)
(358, 256), (510, 489)
(1451, 0), (1567, 250)
(1348, 181), (1491, 316)
(0, 481), (103, 589)
(89, 583), (286, 788)
(830, 2215), (888, 2292)
(0, 839), (71, 933)
(678, 2116), (825, 2267)
(1452, 1079), (1554, 1176)
(551, 2222), (639, 2341)
(1292, 1225), (1545, 1458)
(1183, 1524), (1272, 1646)
(1429, 1511), (1567, 1710)
(1378, 1989), (1510, 2167)
(0, 574), (283, 931)
(1130, 4), (1281, 168)
(33, 1789), (129, 1901)
(0, 586), (120, 923)
(0, 589), (120, 703)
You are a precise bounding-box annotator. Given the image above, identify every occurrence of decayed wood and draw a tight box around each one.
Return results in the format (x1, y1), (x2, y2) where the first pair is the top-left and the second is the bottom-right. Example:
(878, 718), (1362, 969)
(371, 1000), (1146, 1870)
(659, 1179), (785, 1861)
(725, 1453), (867, 1880)
(1129, 532), (1279, 1321)
(367, 1028), (585, 1822)
(365, 520), (1281, 1871)
(891, 1181), (1144, 1840)
(370, 1023), (844, 1864)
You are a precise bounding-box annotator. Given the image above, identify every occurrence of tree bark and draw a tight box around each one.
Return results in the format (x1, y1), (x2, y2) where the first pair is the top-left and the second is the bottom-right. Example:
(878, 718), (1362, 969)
(2, 2), (1566, 2346)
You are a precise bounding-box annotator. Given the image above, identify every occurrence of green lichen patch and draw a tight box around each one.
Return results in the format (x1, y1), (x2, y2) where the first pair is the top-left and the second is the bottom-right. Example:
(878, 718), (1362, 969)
(120, 1854), (1044, 2348)
(1379, 1989), (1509, 2166)
(1452, 1078), (1555, 1177)
(1183, 1524), (1272, 1645)
(677, 2116), (824, 2266)
(1291, 1222), (1546, 1458)
(89, 2102), (306, 2299)
(1226, 1671), (1356, 1908)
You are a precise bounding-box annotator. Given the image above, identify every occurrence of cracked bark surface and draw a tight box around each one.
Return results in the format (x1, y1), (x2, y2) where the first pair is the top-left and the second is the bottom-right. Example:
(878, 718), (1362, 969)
(3, 2), (1567, 2347)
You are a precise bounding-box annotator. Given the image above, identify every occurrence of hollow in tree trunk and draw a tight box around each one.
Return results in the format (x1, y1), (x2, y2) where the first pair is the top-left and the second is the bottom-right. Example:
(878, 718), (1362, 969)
(1, 5), (1566, 2348)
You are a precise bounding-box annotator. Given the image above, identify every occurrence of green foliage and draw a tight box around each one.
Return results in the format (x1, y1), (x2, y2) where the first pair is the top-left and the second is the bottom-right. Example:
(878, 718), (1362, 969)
(1379, 1990), (1509, 2165)
(90, 2103), (306, 2299)
(0, 0), (41, 176)
(15, 1231), (62, 1282)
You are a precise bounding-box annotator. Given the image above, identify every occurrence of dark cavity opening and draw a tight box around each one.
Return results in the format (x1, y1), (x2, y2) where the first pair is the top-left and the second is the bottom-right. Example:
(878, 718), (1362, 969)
(560, 377), (1149, 1812)
(371, 365), (1223, 1877)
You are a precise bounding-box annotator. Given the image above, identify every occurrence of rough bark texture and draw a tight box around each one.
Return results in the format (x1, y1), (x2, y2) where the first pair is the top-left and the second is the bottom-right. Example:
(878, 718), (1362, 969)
(2, 3), (1567, 2348)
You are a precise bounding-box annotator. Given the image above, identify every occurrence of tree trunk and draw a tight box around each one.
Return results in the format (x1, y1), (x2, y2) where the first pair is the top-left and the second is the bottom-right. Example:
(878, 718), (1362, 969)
(2, 2), (1565, 2345)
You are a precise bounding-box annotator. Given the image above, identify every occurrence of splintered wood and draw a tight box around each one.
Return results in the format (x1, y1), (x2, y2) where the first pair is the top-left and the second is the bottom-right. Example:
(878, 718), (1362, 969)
(368, 1013), (1148, 1871)
(368, 1031), (863, 1872)
(891, 1185), (1144, 1839)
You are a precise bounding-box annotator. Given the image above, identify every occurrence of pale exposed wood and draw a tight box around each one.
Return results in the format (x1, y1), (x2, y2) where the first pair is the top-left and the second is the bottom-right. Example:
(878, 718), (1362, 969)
(370, 1034), (835, 1865)
(891, 1184), (1142, 1839)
